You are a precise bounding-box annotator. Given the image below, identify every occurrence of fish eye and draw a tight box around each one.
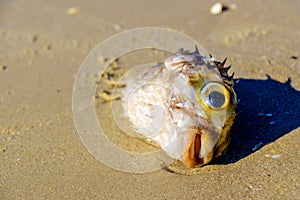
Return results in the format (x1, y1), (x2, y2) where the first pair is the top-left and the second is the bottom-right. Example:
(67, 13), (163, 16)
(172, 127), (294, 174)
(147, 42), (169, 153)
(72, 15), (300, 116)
(199, 82), (230, 109)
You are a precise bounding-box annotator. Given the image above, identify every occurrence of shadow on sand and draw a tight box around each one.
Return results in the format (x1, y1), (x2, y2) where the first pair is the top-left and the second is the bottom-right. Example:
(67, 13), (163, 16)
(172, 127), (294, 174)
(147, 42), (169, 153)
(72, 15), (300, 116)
(214, 75), (300, 164)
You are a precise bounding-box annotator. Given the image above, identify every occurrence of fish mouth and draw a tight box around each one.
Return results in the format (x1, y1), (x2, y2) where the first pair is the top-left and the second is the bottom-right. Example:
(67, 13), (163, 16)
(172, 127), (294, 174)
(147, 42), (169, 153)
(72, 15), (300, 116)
(194, 134), (202, 161)
(184, 133), (204, 167)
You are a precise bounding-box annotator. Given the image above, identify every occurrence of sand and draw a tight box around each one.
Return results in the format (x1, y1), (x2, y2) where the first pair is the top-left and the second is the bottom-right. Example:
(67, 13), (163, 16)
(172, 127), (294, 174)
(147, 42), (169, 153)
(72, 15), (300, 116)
(0, 0), (299, 199)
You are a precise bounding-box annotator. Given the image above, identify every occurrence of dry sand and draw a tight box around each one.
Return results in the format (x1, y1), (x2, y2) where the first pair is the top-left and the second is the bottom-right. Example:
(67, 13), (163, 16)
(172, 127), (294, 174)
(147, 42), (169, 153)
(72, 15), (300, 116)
(1, 0), (299, 199)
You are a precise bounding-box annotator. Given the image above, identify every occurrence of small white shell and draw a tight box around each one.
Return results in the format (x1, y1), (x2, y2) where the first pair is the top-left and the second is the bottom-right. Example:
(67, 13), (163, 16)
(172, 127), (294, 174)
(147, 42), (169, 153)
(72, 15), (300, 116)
(210, 3), (223, 15)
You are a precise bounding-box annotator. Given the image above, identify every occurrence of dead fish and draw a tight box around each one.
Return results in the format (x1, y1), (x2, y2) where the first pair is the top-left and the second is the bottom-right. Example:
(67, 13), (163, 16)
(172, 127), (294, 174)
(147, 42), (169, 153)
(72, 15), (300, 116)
(122, 47), (237, 168)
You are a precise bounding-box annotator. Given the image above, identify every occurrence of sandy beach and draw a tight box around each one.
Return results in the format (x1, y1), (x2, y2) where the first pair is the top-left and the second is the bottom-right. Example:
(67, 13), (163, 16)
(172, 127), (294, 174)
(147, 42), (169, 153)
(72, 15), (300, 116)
(1, 0), (299, 199)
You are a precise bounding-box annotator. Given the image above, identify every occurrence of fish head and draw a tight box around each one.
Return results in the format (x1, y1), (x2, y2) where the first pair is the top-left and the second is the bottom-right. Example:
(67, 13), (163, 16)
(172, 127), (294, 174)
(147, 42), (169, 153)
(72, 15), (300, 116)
(123, 48), (237, 168)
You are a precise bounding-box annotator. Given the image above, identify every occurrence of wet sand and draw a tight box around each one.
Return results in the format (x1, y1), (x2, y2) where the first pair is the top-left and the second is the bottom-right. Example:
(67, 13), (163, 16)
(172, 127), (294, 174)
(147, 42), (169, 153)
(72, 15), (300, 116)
(1, 0), (299, 199)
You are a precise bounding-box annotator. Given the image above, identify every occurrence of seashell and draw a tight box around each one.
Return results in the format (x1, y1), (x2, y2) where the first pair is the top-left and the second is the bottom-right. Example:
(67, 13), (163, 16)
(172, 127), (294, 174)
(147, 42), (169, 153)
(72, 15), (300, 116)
(210, 3), (224, 15)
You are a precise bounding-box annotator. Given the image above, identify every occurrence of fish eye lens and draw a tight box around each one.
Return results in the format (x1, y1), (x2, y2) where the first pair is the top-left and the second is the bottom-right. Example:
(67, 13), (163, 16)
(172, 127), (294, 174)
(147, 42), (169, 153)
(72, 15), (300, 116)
(208, 90), (225, 108)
